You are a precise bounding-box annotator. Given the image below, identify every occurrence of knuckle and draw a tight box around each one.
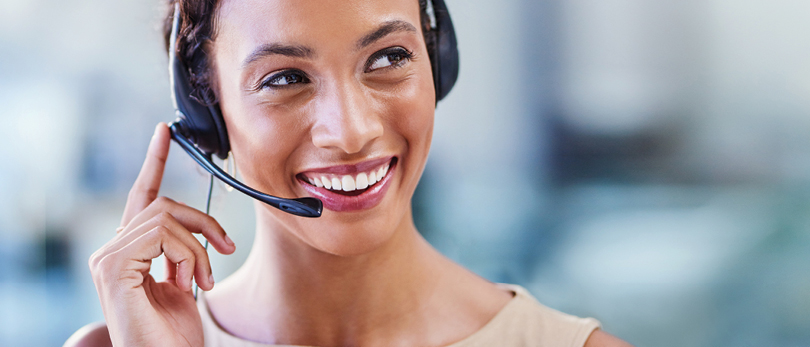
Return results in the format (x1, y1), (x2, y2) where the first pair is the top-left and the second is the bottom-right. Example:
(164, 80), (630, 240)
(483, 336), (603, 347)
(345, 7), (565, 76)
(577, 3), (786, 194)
(206, 214), (220, 226)
(88, 251), (101, 271)
(152, 225), (170, 237)
(177, 248), (196, 265)
(145, 225), (169, 241)
(155, 211), (174, 224)
(202, 214), (223, 232)
(194, 245), (209, 261)
(154, 196), (174, 205)
(96, 255), (114, 272)
(88, 246), (112, 273)
(92, 254), (118, 282)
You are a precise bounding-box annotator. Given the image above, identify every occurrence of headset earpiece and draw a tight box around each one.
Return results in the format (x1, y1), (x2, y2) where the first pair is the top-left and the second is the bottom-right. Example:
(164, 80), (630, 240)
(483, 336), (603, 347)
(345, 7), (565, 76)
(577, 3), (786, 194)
(427, 0), (459, 102)
(169, 4), (230, 160)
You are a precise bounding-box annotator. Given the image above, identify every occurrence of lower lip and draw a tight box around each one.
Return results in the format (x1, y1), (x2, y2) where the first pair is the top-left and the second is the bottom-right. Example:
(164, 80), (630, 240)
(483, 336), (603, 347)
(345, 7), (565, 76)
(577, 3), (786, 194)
(298, 159), (396, 212)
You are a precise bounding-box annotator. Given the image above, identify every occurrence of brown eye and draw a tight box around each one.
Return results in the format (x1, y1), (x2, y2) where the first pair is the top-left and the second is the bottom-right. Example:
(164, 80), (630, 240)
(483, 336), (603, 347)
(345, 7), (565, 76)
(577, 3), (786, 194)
(365, 47), (413, 72)
(261, 70), (310, 89)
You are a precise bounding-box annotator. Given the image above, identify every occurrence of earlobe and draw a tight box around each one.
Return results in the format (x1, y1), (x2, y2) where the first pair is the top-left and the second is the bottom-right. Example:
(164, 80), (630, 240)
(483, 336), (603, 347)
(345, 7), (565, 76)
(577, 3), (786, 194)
(222, 152), (237, 192)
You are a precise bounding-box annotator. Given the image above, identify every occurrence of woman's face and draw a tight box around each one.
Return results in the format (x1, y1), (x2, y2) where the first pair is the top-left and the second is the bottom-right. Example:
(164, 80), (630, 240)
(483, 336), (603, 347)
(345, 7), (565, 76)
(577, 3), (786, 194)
(210, 0), (436, 255)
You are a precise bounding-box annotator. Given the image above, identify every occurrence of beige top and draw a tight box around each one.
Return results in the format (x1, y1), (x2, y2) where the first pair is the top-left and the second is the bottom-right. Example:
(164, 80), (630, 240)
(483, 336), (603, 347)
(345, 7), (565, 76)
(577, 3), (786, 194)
(197, 284), (601, 347)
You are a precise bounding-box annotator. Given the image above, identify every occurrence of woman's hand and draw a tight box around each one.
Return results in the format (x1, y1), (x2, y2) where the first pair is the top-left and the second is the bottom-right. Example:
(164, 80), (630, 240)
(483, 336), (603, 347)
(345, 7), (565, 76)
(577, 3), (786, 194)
(88, 123), (235, 347)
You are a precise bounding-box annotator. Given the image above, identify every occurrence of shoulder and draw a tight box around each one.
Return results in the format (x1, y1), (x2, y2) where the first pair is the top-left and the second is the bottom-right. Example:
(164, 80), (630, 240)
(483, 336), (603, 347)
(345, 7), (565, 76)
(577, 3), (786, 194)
(505, 285), (633, 347)
(476, 284), (626, 347)
(499, 284), (599, 328)
(584, 329), (634, 347)
(63, 321), (112, 347)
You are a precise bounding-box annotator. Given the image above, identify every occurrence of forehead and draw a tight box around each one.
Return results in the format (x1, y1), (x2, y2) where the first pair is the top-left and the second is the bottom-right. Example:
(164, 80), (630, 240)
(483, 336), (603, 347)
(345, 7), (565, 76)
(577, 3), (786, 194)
(215, 0), (423, 55)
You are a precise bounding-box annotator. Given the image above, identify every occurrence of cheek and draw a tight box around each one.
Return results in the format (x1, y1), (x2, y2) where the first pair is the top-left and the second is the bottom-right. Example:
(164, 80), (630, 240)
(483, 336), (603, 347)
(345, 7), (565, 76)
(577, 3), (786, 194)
(214, 54), (300, 191)
(395, 73), (435, 149)
(222, 102), (309, 191)
(387, 73), (436, 187)
(378, 60), (436, 144)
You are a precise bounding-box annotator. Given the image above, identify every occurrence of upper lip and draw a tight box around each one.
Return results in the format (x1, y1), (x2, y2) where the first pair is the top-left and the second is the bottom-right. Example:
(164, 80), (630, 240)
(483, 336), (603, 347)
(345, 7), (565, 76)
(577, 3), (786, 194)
(298, 156), (394, 176)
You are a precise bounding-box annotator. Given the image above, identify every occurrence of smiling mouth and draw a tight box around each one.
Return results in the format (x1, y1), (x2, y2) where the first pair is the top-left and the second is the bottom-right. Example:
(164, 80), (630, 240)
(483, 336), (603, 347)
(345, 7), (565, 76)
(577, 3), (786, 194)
(296, 157), (397, 211)
(299, 160), (391, 196)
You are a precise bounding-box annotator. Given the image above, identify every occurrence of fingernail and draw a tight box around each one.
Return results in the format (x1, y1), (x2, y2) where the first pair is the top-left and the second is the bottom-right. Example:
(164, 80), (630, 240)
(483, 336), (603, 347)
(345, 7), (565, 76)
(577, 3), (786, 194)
(209, 274), (215, 285)
(224, 235), (234, 246)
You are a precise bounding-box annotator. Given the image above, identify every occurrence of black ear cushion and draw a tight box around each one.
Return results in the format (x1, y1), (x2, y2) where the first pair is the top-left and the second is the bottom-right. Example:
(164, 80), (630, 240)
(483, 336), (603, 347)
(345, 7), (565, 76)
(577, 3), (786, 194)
(171, 53), (231, 160)
(206, 103), (231, 159)
(431, 0), (459, 101)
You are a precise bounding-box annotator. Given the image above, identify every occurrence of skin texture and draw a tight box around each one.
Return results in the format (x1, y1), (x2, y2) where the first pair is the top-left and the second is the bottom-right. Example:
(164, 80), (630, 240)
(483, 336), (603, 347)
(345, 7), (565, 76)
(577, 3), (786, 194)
(67, 0), (632, 346)
(214, 0), (436, 257)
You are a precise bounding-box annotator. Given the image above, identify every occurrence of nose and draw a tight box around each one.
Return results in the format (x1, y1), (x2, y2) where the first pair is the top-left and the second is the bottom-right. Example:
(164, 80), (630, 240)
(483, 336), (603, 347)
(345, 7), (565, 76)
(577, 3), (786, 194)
(310, 80), (384, 154)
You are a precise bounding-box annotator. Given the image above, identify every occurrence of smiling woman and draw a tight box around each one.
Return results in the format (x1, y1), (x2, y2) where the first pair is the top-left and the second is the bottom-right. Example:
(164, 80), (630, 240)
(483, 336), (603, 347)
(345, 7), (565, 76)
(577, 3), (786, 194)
(64, 0), (630, 346)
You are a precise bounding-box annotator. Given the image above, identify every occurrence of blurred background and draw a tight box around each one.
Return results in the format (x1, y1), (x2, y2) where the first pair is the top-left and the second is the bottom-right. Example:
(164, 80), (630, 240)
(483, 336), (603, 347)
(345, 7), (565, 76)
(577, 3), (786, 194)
(1, 0), (809, 345)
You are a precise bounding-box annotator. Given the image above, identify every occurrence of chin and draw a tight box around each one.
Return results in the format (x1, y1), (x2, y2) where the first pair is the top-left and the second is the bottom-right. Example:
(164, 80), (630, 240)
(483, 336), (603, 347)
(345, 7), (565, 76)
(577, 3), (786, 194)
(307, 217), (401, 257)
(260, 180), (414, 258)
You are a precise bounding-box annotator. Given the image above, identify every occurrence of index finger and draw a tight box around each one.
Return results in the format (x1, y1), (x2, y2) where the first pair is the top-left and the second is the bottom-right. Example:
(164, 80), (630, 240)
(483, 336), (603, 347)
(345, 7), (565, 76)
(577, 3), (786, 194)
(121, 122), (171, 227)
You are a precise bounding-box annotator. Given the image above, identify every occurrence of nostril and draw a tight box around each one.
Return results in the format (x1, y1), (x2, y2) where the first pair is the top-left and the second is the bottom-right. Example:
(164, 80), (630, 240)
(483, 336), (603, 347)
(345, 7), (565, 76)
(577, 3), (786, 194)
(309, 103), (384, 153)
(311, 126), (382, 154)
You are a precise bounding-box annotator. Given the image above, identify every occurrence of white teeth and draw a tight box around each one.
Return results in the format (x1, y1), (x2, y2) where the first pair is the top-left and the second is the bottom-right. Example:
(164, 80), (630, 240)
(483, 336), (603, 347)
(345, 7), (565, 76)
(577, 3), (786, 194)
(341, 175), (356, 192)
(305, 161), (392, 192)
(355, 173), (369, 190)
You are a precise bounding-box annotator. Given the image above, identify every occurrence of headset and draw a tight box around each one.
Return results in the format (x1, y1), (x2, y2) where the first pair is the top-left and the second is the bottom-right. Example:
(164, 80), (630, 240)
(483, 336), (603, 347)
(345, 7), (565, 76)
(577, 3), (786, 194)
(167, 0), (459, 218)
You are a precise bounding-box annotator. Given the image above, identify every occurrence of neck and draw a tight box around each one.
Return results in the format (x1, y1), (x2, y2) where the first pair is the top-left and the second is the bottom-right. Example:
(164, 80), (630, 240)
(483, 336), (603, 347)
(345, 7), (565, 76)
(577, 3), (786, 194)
(210, 204), (452, 346)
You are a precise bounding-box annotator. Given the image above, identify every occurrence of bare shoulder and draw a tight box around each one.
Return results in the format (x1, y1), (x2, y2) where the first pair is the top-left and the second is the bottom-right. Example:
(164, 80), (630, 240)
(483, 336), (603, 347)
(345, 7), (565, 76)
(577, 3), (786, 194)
(584, 329), (634, 347)
(63, 321), (112, 347)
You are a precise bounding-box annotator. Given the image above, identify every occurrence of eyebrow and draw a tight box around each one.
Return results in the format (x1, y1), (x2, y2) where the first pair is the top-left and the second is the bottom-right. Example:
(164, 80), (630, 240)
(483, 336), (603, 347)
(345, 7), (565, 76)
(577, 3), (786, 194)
(242, 43), (314, 67)
(241, 20), (418, 68)
(356, 20), (418, 50)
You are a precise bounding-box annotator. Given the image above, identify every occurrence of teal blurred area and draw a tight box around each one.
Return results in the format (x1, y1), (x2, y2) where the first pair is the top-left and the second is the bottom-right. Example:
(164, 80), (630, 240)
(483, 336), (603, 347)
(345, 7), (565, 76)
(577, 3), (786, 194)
(1, 0), (809, 346)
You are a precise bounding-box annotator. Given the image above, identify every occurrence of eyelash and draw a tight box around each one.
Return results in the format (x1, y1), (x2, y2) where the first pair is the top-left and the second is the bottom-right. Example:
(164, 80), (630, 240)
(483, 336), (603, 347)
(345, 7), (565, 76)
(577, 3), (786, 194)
(259, 69), (310, 90)
(364, 47), (414, 73)
(257, 46), (414, 90)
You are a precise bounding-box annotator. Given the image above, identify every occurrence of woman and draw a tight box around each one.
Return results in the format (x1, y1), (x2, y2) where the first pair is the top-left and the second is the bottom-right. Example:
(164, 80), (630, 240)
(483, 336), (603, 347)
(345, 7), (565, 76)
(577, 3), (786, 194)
(67, 0), (631, 346)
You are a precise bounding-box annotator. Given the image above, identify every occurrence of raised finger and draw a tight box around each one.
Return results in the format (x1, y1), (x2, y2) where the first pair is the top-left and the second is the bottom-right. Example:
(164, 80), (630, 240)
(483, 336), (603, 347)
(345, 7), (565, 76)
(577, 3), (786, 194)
(121, 123), (171, 227)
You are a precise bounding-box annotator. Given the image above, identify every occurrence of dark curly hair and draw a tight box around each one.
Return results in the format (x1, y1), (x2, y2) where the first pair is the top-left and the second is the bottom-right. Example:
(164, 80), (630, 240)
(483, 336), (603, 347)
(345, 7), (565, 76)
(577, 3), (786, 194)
(163, 0), (433, 106)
